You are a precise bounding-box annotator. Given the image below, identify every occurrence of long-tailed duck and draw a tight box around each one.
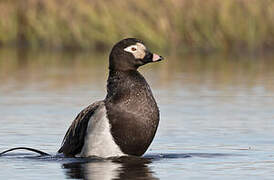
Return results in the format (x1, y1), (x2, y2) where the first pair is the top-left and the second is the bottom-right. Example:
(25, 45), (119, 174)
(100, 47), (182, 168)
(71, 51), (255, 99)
(58, 38), (163, 158)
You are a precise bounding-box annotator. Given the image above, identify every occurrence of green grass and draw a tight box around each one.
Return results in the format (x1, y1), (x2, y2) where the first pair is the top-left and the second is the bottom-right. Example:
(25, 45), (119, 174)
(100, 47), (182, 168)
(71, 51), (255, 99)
(0, 0), (273, 53)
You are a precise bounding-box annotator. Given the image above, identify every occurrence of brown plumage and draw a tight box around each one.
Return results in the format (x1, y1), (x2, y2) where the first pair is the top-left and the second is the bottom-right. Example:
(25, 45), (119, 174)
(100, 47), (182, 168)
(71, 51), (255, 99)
(58, 38), (163, 157)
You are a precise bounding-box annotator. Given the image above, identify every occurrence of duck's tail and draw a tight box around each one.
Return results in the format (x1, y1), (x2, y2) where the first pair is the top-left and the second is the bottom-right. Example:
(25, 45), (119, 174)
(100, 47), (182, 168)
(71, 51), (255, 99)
(0, 147), (50, 156)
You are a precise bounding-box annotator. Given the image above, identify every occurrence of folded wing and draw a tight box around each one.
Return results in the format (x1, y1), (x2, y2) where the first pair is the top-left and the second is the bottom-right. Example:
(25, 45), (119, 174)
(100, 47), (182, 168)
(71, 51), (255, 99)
(58, 101), (103, 157)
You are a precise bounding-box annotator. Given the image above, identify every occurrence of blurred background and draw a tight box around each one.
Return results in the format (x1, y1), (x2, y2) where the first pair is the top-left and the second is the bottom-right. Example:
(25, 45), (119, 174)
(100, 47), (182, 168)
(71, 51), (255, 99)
(1, 0), (274, 179)
(0, 0), (274, 53)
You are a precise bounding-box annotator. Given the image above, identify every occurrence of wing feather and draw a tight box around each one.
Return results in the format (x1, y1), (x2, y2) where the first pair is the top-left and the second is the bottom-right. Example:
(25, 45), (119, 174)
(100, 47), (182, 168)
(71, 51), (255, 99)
(58, 101), (103, 157)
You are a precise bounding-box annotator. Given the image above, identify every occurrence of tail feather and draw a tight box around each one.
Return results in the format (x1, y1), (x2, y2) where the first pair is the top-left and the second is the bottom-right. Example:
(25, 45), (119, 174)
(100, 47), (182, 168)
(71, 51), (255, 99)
(0, 147), (50, 156)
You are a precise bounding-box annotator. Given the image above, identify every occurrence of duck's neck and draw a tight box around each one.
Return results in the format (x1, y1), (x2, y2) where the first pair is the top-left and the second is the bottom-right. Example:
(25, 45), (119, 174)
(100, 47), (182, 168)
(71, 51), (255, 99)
(105, 69), (146, 100)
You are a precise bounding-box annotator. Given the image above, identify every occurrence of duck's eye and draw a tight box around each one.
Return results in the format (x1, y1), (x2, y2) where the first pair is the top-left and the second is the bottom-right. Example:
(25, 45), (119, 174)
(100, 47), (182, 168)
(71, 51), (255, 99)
(131, 47), (137, 51)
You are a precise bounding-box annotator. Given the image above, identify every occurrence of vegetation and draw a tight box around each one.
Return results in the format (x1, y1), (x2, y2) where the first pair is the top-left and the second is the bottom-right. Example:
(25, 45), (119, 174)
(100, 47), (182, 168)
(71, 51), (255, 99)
(0, 0), (273, 53)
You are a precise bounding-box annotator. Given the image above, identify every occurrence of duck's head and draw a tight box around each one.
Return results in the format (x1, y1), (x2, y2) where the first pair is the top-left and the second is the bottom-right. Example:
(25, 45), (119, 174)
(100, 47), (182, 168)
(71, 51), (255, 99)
(109, 38), (164, 71)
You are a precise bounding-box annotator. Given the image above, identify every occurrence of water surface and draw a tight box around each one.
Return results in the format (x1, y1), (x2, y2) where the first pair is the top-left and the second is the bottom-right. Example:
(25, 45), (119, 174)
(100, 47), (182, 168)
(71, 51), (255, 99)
(1, 49), (274, 179)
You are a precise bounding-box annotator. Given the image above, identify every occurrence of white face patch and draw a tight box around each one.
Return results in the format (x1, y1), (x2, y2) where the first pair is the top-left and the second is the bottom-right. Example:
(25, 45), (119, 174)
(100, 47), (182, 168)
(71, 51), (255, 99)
(124, 42), (147, 59)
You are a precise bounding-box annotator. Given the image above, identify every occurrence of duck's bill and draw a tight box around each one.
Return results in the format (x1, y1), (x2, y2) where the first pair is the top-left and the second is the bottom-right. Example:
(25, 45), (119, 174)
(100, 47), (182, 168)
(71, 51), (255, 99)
(152, 53), (164, 62)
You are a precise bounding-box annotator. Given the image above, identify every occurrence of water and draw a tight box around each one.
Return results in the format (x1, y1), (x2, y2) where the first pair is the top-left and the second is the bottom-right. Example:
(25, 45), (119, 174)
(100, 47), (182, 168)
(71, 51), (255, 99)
(1, 49), (274, 179)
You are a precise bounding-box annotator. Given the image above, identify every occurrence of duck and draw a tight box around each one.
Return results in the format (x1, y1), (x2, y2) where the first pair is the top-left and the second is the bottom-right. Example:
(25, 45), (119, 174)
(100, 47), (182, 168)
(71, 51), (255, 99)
(58, 38), (164, 158)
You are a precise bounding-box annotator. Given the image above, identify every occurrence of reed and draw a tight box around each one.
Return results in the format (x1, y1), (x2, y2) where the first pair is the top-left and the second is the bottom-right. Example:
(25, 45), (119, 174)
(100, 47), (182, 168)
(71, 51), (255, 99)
(0, 0), (273, 53)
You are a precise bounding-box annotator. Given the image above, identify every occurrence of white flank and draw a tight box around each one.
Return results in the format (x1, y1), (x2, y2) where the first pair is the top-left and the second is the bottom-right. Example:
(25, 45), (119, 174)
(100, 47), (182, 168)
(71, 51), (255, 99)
(79, 104), (124, 158)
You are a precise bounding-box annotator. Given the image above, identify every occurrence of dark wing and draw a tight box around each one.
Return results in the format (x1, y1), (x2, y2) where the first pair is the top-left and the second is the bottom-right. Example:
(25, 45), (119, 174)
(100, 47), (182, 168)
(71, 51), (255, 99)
(58, 101), (103, 157)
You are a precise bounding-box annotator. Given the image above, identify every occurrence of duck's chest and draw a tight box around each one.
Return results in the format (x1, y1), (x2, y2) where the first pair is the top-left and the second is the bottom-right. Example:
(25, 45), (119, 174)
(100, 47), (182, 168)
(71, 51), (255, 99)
(105, 70), (160, 155)
(105, 81), (159, 156)
(107, 77), (159, 123)
(124, 81), (158, 114)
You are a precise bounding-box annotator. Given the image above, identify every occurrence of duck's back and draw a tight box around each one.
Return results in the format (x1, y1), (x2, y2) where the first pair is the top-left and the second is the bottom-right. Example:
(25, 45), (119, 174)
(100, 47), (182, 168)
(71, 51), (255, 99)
(105, 70), (159, 156)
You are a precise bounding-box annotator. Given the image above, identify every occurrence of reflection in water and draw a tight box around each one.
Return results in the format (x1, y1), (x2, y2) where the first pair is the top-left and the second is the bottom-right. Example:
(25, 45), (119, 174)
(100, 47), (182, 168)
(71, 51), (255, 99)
(61, 153), (234, 180)
(62, 157), (157, 180)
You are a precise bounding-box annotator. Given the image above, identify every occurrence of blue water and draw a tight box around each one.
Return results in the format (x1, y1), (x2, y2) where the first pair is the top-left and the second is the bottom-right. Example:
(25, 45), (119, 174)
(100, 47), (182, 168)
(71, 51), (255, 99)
(1, 50), (274, 179)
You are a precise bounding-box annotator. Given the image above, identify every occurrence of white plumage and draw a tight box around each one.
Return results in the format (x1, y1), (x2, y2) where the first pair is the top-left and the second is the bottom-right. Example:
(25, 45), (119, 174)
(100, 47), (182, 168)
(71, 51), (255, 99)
(78, 104), (124, 158)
